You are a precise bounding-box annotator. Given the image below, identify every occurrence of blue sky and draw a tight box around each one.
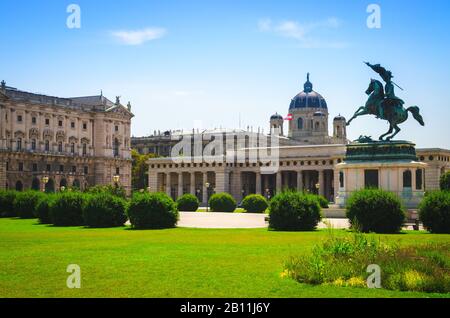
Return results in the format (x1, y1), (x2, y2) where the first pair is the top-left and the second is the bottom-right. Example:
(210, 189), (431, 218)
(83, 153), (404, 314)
(1, 0), (449, 148)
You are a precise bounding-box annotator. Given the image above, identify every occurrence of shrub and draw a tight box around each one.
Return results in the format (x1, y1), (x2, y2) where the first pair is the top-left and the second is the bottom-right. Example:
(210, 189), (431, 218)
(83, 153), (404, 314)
(35, 194), (56, 224)
(14, 191), (45, 219)
(316, 195), (329, 208)
(208, 193), (237, 212)
(440, 171), (450, 191)
(284, 232), (450, 293)
(419, 191), (450, 234)
(241, 194), (268, 213)
(127, 192), (178, 229)
(0, 190), (18, 217)
(269, 191), (322, 231)
(82, 193), (127, 228)
(50, 192), (85, 226)
(346, 188), (405, 233)
(176, 194), (199, 212)
(86, 184), (127, 198)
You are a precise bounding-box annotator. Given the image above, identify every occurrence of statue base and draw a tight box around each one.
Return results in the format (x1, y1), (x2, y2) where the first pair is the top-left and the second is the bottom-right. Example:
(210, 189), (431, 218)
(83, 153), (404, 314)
(335, 140), (427, 209)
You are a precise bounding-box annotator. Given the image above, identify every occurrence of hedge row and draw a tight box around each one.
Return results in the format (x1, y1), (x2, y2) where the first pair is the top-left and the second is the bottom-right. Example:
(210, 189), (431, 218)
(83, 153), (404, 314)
(0, 189), (178, 229)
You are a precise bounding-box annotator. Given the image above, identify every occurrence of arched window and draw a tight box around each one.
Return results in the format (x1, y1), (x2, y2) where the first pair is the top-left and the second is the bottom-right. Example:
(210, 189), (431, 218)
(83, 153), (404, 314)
(16, 138), (22, 151)
(113, 139), (119, 157)
(315, 121), (320, 131)
(31, 178), (40, 191)
(415, 169), (423, 190)
(31, 139), (36, 151)
(403, 170), (412, 188)
(297, 118), (303, 130)
(45, 140), (50, 151)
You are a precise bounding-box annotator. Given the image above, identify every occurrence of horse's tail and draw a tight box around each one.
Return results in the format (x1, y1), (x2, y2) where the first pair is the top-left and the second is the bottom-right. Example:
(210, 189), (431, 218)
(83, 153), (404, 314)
(407, 106), (425, 126)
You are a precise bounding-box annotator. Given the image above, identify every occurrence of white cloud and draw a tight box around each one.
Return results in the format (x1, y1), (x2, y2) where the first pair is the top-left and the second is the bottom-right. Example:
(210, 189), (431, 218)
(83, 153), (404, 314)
(111, 27), (167, 45)
(258, 17), (346, 48)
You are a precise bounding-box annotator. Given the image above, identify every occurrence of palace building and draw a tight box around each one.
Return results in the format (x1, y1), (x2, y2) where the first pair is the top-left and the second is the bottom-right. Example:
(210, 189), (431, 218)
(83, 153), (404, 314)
(141, 74), (450, 204)
(0, 81), (133, 193)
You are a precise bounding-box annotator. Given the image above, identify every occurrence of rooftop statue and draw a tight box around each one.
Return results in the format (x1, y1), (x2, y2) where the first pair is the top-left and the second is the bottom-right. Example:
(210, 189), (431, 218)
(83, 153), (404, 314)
(346, 63), (424, 141)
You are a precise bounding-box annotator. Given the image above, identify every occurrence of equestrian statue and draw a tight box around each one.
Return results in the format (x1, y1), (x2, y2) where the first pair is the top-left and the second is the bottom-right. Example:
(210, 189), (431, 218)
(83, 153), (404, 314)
(346, 62), (424, 141)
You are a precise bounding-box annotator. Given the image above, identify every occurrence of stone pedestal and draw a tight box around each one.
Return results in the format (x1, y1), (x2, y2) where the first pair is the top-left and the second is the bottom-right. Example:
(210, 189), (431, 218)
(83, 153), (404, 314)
(335, 141), (427, 209)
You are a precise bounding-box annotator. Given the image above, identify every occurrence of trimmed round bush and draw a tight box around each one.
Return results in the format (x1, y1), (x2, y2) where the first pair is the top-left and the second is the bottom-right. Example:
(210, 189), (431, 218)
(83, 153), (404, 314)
(269, 191), (322, 231)
(35, 194), (56, 224)
(241, 194), (268, 213)
(176, 194), (199, 212)
(127, 192), (178, 229)
(82, 193), (127, 228)
(440, 171), (450, 191)
(209, 193), (236, 212)
(316, 195), (329, 209)
(346, 189), (405, 233)
(14, 191), (45, 219)
(0, 190), (18, 217)
(419, 191), (450, 234)
(50, 192), (85, 226)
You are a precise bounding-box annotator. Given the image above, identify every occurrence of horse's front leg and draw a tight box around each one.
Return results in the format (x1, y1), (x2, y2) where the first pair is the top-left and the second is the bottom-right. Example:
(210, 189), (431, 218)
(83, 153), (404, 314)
(346, 107), (366, 126)
(379, 124), (393, 141)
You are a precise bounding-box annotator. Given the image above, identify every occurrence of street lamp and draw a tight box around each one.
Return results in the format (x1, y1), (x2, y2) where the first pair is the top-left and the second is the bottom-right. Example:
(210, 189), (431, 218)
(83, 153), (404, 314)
(113, 175), (120, 185)
(60, 186), (66, 192)
(205, 182), (210, 212)
(41, 176), (49, 192)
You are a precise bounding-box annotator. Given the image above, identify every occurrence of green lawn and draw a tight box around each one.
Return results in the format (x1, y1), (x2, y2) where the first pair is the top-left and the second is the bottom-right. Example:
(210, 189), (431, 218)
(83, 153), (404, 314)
(0, 218), (449, 298)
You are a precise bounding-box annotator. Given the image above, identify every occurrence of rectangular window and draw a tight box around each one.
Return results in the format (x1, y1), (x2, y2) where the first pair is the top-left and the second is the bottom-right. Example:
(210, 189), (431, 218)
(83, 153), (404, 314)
(46, 164), (51, 172)
(82, 122), (87, 130)
(72, 166), (76, 173)
(339, 171), (344, 188)
(59, 165), (64, 172)
(18, 162), (23, 171)
(364, 170), (379, 188)
(17, 115), (23, 122)
(32, 163), (38, 172)
(71, 122), (75, 128)
(115, 125), (119, 132)
(58, 120), (63, 127)
(84, 166), (88, 175)
(45, 118), (50, 125)
(32, 117), (37, 124)
(116, 167), (120, 175)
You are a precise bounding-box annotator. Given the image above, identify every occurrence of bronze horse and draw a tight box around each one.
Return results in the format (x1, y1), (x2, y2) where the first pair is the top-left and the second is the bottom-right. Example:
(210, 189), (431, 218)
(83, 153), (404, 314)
(346, 79), (424, 141)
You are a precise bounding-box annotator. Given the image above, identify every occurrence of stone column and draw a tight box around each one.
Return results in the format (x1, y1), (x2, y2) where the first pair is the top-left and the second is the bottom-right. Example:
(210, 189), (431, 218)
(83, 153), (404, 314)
(190, 173), (196, 195)
(165, 173), (171, 197)
(202, 172), (208, 204)
(318, 170), (325, 196)
(276, 172), (282, 194)
(255, 171), (261, 195)
(178, 173), (183, 198)
(297, 171), (303, 192)
(412, 168), (417, 191)
(148, 171), (158, 193)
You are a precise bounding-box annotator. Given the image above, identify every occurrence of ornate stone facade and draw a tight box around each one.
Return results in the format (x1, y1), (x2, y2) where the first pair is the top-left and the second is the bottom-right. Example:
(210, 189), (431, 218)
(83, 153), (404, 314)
(0, 81), (133, 193)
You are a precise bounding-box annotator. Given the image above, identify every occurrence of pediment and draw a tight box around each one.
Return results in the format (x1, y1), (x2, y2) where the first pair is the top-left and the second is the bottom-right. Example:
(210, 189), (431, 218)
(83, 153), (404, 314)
(105, 104), (134, 119)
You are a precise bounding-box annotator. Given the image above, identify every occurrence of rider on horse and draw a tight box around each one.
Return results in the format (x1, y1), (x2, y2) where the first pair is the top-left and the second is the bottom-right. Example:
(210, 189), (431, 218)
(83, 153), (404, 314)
(365, 62), (404, 118)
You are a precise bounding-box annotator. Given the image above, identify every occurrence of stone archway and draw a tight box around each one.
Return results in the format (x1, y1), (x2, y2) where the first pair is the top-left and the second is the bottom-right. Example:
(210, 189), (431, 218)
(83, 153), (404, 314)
(31, 178), (40, 191)
(15, 180), (23, 192)
(45, 179), (55, 193)
(72, 179), (81, 190)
